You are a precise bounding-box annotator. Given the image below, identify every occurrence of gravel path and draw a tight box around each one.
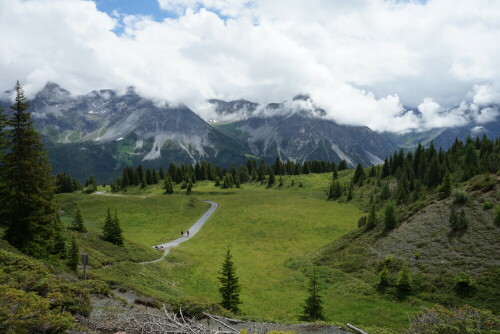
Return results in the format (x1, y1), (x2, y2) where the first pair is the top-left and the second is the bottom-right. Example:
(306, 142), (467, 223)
(140, 200), (219, 264)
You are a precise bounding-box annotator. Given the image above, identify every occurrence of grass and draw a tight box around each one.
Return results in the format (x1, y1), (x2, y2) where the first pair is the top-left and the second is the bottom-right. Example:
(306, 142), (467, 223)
(54, 171), (426, 329)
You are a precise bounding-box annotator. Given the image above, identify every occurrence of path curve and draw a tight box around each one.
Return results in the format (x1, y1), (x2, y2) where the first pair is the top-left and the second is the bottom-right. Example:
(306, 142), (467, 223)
(140, 200), (219, 264)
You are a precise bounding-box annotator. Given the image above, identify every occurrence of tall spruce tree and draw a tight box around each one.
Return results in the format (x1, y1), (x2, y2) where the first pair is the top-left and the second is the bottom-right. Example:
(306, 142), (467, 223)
(367, 202), (377, 229)
(439, 172), (452, 199)
(102, 208), (124, 246)
(300, 267), (325, 321)
(1, 82), (65, 258)
(164, 175), (174, 194)
(70, 206), (87, 232)
(352, 163), (365, 184)
(384, 201), (397, 230)
(218, 247), (241, 313)
(396, 263), (412, 297)
(68, 236), (79, 272)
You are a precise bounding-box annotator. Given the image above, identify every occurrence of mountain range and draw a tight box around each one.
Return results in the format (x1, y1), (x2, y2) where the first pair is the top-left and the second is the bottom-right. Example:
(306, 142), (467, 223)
(1, 83), (498, 182)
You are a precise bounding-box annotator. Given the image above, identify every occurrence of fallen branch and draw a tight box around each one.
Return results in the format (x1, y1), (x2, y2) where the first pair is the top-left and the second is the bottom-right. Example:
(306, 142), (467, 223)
(203, 312), (240, 333)
(346, 323), (369, 334)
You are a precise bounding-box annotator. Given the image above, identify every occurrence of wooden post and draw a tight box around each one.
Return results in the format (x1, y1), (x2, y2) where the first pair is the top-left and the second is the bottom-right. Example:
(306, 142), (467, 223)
(81, 253), (88, 280)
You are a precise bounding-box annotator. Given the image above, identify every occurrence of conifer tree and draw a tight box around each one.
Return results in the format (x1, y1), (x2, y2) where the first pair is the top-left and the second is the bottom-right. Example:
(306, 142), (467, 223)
(164, 175), (174, 194)
(214, 177), (221, 187)
(267, 170), (276, 188)
(367, 202), (377, 229)
(377, 265), (390, 291)
(463, 143), (479, 180)
(122, 168), (129, 190)
(384, 201), (397, 230)
(70, 206), (87, 232)
(1, 82), (65, 258)
(146, 169), (153, 185)
(159, 167), (165, 180)
(338, 160), (348, 171)
(332, 167), (338, 179)
(346, 182), (353, 201)
(141, 177), (147, 189)
(300, 267), (325, 321)
(439, 172), (452, 199)
(136, 164), (144, 182)
(353, 163), (365, 184)
(152, 168), (159, 184)
(449, 207), (459, 230)
(380, 182), (391, 200)
(102, 208), (124, 246)
(218, 247), (241, 313)
(68, 235), (79, 272)
(186, 182), (192, 194)
(396, 263), (412, 297)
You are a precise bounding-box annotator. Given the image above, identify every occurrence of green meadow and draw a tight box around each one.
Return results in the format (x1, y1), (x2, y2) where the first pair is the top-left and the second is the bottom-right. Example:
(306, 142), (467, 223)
(58, 171), (421, 330)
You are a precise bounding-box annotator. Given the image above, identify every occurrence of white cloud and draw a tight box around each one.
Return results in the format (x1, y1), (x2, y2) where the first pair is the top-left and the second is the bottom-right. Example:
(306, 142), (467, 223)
(0, 0), (500, 132)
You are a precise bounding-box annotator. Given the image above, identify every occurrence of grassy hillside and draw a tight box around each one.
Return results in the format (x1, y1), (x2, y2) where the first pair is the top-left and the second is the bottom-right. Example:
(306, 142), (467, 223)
(54, 171), (429, 330)
(315, 173), (500, 316)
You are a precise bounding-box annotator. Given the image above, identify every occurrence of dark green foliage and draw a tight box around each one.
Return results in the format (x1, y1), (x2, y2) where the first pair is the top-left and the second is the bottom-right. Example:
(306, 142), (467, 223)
(346, 182), (353, 201)
(54, 173), (82, 193)
(438, 172), (452, 199)
(332, 168), (338, 179)
(396, 262), (412, 297)
(495, 206), (500, 225)
(377, 265), (390, 291)
(384, 201), (397, 230)
(159, 167), (165, 180)
(278, 176), (284, 187)
(70, 206), (86, 232)
(68, 236), (79, 272)
(380, 182), (391, 200)
(300, 267), (325, 322)
(453, 272), (476, 297)
(222, 174), (234, 189)
(214, 177), (221, 187)
(357, 216), (367, 228)
(367, 202), (377, 229)
(102, 208), (124, 246)
(218, 248), (241, 313)
(327, 181), (343, 200)
(164, 175), (174, 194)
(450, 208), (468, 231)
(1, 82), (65, 259)
(463, 143), (479, 180)
(452, 189), (468, 204)
(338, 159), (348, 171)
(267, 170), (275, 188)
(186, 182), (192, 194)
(352, 163), (365, 185)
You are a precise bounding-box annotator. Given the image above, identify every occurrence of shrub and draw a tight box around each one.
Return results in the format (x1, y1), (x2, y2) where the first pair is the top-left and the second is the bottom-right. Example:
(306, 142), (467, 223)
(78, 280), (111, 295)
(495, 206), (500, 225)
(453, 272), (476, 297)
(168, 296), (228, 318)
(452, 190), (468, 204)
(408, 304), (499, 334)
(483, 201), (494, 210)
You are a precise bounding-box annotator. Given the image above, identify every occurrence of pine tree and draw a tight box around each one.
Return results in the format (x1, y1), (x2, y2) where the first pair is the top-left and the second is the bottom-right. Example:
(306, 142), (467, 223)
(68, 236), (79, 272)
(463, 143), (479, 180)
(70, 206), (87, 232)
(159, 167), (165, 180)
(377, 265), (390, 291)
(218, 247), (241, 313)
(141, 177), (146, 189)
(384, 201), (397, 230)
(1, 82), (65, 258)
(267, 170), (275, 188)
(353, 163), (365, 185)
(164, 175), (174, 194)
(121, 168), (129, 190)
(332, 168), (338, 179)
(439, 172), (452, 199)
(346, 182), (353, 201)
(102, 208), (124, 246)
(458, 209), (468, 230)
(214, 177), (221, 187)
(396, 263), (412, 297)
(300, 267), (325, 321)
(380, 182), (391, 200)
(187, 182), (192, 194)
(152, 168), (159, 184)
(449, 207), (459, 230)
(367, 202), (377, 229)
(146, 169), (153, 185)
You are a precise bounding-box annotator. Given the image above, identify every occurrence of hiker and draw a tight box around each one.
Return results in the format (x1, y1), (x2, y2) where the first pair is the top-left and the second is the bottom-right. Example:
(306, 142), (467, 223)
(187, 230), (190, 238)
(181, 230), (184, 238)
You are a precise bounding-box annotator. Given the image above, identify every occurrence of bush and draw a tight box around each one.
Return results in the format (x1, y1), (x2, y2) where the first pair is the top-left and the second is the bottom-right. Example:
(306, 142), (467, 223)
(483, 201), (494, 210)
(78, 279), (111, 295)
(495, 206), (500, 225)
(452, 190), (468, 204)
(408, 304), (499, 334)
(453, 272), (476, 297)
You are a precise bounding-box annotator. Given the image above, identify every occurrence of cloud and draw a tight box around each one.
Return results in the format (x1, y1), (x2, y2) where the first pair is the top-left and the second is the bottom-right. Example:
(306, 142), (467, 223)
(0, 0), (500, 132)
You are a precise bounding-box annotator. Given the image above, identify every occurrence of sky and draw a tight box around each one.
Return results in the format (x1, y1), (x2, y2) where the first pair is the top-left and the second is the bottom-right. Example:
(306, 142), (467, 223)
(1, 0), (500, 132)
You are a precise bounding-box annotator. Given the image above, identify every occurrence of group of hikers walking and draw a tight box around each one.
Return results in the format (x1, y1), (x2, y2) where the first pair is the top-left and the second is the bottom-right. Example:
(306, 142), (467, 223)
(181, 230), (190, 238)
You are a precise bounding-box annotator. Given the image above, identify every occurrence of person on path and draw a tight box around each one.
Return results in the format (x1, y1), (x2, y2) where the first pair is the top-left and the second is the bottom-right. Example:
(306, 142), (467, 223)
(181, 230), (184, 238)
(187, 230), (190, 238)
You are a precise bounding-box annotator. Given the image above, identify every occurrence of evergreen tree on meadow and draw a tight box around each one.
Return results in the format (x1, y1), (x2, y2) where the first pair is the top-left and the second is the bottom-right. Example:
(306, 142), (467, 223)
(70, 206), (87, 232)
(267, 170), (276, 188)
(384, 201), (397, 230)
(186, 181), (192, 194)
(159, 167), (165, 180)
(300, 267), (325, 321)
(346, 182), (353, 201)
(218, 247), (241, 313)
(367, 202), (377, 229)
(450, 208), (468, 231)
(121, 168), (129, 190)
(102, 208), (124, 246)
(214, 177), (221, 187)
(1, 82), (65, 258)
(377, 265), (390, 291)
(439, 172), (452, 199)
(141, 176), (147, 189)
(380, 182), (391, 200)
(463, 143), (479, 180)
(332, 167), (338, 179)
(396, 263), (412, 297)
(68, 235), (79, 272)
(152, 168), (159, 184)
(164, 175), (174, 194)
(352, 162), (365, 185)
(146, 168), (153, 185)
